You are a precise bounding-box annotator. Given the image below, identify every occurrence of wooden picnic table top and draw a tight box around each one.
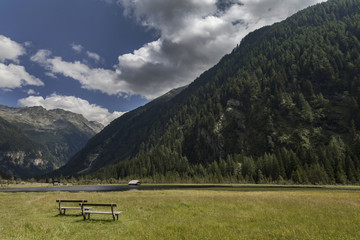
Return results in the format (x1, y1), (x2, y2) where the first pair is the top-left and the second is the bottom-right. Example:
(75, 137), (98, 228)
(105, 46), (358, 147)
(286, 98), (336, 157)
(56, 200), (88, 202)
(80, 203), (117, 207)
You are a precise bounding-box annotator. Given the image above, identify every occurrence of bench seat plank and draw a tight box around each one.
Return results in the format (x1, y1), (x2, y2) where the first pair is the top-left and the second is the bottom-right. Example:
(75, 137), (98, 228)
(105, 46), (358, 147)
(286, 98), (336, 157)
(57, 200), (88, 202)
(80, 203), (122, 220)
(84, 210), (122, 214)
(57, 200), (88, 215)
(59, 207), (91, 210)
(81, 203), (117, 207)
(59, 207), (82, 210)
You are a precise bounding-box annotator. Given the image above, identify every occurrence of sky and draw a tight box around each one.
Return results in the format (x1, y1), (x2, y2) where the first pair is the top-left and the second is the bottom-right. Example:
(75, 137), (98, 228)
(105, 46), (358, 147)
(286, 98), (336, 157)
(0, 0), (326, 125)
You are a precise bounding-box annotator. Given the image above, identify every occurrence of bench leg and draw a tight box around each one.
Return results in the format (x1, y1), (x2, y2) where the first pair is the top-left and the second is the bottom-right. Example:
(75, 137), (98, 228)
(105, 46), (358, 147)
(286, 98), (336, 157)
(63, 209), (66, 215)
(58, 201), (61, 215)
(116, 214), (119, 220)
(88, 213), (91, 220)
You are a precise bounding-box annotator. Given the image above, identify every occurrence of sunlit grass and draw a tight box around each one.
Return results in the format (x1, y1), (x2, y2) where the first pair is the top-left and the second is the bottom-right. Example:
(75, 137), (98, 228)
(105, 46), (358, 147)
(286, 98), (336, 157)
(0, 188), (360, 239)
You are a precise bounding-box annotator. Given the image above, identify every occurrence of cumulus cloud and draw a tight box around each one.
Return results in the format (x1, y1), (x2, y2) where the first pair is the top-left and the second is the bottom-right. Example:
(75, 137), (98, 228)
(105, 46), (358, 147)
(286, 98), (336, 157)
(71, 43), (101, 62)
(71, 43), (84, 53)
(112, 0), (326, 99)
(0, 35), (26, 63)
(31, 49), (130, 95)
(86, 51), (101, 62)
(18, 93), (123, 125)
(0, 63), (44, 89)
(26, 89), (40, 95)
(0, 35), (43, 90)
(31, 0), (326, 100)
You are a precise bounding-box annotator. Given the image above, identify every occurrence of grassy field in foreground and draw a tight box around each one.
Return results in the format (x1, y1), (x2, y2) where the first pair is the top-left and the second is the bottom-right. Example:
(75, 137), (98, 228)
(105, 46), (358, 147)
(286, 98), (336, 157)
(0, 188), (360, 240)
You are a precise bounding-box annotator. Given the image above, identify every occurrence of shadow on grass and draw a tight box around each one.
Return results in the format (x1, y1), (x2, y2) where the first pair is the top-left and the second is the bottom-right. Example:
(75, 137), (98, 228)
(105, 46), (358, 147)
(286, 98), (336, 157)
(54, 214), (120, 223)
(53, 213), (83, 218)
(73, 218), (120, 223)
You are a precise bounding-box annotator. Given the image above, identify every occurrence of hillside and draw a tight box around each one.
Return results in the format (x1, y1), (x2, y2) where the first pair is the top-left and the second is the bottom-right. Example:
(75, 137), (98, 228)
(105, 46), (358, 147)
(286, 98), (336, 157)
(0, 105), (103, 178)
(58, 0), (360, 184)
(0, 117), (52, 178)
(55, 86), (187, 175)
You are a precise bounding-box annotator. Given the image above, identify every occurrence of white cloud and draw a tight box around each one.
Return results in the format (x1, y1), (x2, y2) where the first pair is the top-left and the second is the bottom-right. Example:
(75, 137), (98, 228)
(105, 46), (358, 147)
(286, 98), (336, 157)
(0, 35), (26, 63)
(18, 93), (124, 125)
(71, 43), (101, 62)
(26, 89), (40, 95)
(31, 49), (130, 95)
(30, 49), (52, 63)
(31, 0), (326, 100)
(45, 71), (58, 79)
(112, 0), (326, 99)
(0, 35), (44, 90)
(86, 51), (101, 62)
(24, 41), (32, 47)
(71, 43), (84, 53)
(0, 63), (44, 89)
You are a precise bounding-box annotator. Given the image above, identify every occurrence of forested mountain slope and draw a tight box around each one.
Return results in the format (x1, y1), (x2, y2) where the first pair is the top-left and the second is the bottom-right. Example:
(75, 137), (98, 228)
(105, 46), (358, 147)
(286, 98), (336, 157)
(56, 86), (187, 175)
(0, 117), (52, 178)
(59, 0), (360, 184)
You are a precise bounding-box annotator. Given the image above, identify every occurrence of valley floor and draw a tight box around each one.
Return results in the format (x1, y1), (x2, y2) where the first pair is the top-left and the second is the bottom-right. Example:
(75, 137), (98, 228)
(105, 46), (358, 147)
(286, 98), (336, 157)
(0, 187), (359, 239)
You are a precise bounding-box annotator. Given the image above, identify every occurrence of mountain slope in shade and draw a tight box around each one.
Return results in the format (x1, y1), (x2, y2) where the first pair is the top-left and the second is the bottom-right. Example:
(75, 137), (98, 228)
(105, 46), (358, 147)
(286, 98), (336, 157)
(0, 116), (52, 178)
(55, 86), (187, 176)
(0, 105), (103, 177)
(58, 0), (360, 184)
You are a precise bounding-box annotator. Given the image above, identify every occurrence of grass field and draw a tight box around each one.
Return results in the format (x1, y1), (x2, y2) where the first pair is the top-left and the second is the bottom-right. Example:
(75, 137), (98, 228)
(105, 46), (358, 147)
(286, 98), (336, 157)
(0, 187), (360, 239)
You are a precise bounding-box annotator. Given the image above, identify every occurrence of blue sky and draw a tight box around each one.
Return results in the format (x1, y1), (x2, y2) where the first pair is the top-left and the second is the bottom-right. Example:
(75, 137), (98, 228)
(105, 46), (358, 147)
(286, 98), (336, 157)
(0, 0), (325, 125)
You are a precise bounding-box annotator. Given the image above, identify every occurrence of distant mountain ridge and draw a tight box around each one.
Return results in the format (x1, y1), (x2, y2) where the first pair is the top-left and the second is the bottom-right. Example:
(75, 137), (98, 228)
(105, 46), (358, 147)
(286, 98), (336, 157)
(0, 105), (103, 133)
(0, 105), (103, 178)
(57, 0), (360, 184)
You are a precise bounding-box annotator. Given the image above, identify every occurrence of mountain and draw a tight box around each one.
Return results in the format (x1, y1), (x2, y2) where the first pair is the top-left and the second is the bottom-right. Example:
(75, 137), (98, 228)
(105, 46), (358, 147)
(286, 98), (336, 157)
(0, 116), (48, 178)
(58, 0), (360, 184)
(55, 86), (187, 176)
(0, 105), (103, 178)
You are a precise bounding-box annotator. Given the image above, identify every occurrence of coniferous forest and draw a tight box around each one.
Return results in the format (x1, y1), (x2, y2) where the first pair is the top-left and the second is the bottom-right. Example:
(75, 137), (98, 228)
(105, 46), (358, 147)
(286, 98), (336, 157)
(57, 0), (360, 184)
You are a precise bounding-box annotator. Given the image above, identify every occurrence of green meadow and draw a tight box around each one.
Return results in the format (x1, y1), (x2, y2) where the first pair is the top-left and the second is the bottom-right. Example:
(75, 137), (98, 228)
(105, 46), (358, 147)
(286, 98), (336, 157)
(1, 187), (360, 239)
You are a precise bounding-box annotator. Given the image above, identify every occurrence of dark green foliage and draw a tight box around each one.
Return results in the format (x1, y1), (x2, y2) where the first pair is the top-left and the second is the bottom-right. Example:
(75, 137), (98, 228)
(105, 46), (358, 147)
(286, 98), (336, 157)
(61, 0), (360, 184)
(0, 117), (38, 152)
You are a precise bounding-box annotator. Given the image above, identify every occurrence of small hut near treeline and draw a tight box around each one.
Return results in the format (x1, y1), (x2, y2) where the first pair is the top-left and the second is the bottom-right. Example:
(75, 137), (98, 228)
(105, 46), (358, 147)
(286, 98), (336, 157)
(128, 180), (141, 185)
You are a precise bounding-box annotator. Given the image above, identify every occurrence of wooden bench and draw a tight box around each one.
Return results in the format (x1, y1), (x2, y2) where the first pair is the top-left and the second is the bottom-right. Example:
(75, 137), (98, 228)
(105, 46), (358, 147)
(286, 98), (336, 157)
(56, 200), (89, 215)
(80, 203), (122, 221)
